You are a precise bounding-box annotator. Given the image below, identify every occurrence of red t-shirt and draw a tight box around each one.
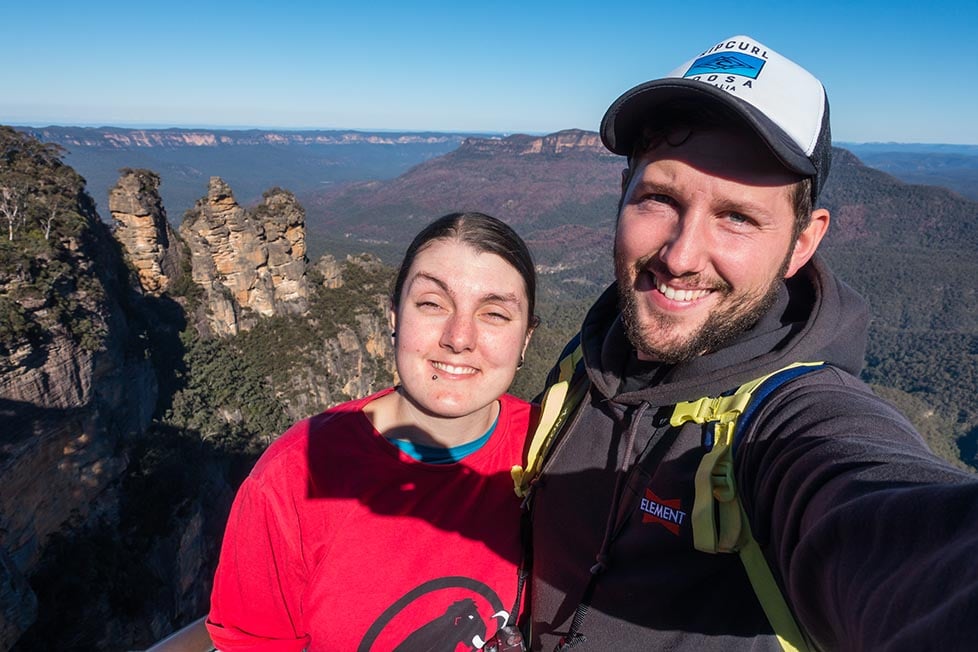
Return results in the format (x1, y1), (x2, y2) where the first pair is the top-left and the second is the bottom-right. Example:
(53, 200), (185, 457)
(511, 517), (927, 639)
(207, 389), (531, 651)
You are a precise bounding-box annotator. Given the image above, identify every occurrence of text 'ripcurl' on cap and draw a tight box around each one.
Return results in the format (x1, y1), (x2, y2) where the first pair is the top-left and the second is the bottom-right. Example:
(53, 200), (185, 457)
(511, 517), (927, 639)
(600, 35), (832, 202)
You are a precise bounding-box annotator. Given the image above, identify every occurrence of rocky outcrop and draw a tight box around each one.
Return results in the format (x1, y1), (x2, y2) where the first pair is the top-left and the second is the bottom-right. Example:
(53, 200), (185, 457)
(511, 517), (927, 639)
(254, 188), (309, 308)
(312, 252), (387, 290)
(313, 254), (345, 289)
(277, 320), (394, 421)
(0, 331), (147, 564)
(332, 311), (396, 397)
(179, 178), (310, 336)
(109, 169), (186, 295)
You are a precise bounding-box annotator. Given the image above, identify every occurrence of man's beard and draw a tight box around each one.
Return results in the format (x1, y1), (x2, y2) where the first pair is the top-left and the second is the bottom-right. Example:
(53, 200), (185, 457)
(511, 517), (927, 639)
(616, 252), (789, 365)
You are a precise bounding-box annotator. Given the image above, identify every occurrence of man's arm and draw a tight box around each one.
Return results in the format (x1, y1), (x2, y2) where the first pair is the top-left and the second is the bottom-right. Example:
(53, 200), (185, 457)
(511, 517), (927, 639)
(739, 367), (978, 650)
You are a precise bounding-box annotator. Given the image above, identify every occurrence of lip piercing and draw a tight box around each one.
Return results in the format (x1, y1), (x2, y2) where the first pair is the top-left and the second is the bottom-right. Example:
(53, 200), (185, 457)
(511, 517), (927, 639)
(432, 375), (439, 380)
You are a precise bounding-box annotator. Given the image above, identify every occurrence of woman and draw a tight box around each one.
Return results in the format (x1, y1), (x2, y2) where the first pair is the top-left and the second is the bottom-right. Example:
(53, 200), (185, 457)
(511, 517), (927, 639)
(207, 212), (538, 651)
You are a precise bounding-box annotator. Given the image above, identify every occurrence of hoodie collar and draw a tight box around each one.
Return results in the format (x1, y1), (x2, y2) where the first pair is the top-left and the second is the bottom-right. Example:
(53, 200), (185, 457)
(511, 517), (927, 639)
(581, 254), (869, 407)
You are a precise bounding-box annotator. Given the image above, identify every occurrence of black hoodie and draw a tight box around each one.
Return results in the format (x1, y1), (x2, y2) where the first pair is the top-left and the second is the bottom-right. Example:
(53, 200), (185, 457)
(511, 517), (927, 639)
(529, 256), (978, 651)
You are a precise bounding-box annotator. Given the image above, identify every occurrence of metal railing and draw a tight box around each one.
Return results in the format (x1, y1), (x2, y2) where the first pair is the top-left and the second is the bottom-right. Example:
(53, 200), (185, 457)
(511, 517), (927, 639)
(143, 616), (214, 652)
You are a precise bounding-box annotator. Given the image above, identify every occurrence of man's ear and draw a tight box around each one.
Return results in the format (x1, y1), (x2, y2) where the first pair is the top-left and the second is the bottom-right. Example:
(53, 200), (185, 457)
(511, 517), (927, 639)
(618, 167), (635, 216)
(388, 301), (397, 335)
(785, 208), (830, 278)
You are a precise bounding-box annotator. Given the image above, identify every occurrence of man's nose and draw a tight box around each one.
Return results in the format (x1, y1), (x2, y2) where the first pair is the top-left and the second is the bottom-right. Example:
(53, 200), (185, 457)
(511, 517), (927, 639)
(658, 214), (709, 276)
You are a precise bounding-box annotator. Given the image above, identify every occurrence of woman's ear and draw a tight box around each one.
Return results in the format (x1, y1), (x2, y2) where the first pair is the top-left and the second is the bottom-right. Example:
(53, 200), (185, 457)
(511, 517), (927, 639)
(521, 319), (537, 359)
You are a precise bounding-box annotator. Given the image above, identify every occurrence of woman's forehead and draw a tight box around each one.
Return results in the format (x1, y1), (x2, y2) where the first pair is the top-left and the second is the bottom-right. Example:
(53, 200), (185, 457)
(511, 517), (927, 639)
(405, 240), (527, 299)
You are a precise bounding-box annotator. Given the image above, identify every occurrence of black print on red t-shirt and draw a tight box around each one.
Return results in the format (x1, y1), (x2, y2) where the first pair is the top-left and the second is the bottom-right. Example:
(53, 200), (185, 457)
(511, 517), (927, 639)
(359, 576), (509, 651)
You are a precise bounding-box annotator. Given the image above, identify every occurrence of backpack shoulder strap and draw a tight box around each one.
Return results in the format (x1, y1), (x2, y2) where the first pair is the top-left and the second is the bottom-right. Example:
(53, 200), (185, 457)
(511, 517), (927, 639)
(512, 334), (588, 498)
(671, 361), (825, 652)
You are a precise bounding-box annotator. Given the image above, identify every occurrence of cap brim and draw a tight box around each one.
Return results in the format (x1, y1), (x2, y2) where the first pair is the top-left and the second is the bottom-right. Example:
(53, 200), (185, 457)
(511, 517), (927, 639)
(599, 79), (817, 177)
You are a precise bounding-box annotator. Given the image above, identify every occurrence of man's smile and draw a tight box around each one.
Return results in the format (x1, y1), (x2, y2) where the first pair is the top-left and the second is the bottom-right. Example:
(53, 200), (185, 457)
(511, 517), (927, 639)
(654, 279), (713, 303)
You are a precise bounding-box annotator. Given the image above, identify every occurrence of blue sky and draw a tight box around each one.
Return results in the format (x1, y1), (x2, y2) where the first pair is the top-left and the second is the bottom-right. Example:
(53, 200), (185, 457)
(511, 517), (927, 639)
(3, 0), (977, 144)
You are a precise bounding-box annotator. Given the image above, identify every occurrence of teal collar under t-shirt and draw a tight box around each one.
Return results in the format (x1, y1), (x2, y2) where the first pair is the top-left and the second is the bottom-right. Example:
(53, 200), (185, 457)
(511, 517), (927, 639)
(389, 413), (500, 464)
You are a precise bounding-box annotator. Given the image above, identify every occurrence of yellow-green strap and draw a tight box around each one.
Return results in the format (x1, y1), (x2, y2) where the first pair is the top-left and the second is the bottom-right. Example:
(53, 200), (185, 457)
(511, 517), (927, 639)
(673, 362), (824, 554)
(674, 391), (753, 554)
(738, 505), (813, 652)
(688, 418), (739, 553)
(511, 344), (584, 497)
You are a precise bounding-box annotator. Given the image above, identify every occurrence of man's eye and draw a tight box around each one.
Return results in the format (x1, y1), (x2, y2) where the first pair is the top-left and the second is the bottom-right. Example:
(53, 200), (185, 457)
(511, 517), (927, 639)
(639, 193), (673, 206)
(726, 212), (750, 224)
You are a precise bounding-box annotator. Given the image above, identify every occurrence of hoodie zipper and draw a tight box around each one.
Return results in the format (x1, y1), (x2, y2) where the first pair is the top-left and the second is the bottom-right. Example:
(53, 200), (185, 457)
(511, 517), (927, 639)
(556, 400), (670, 650)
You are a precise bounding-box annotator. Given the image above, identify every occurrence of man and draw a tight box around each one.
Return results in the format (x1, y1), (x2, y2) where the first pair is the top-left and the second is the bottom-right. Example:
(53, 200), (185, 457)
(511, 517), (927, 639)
(527, 35), (978, 650)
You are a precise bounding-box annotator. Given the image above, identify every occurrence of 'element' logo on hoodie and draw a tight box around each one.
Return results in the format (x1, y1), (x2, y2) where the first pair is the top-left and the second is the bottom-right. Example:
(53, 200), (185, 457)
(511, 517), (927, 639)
(639, 489), (687, 535)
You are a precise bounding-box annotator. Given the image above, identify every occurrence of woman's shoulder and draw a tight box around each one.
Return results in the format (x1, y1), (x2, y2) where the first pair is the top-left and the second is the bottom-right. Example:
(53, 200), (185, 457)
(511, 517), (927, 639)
(246, 415), (319, 482)
(250, 389), (396, 479)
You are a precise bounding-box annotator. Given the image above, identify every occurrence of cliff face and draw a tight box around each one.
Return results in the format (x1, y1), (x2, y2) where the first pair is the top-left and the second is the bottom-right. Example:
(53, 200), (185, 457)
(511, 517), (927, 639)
(0, 319), (152, 557)
(109, 168), (186, 295)
(278, 253), (395, 419)
(179, 178), (310, 336)
(2, 130), (401, 650)
(455, 129), (607, 157)
(0, 140), (158, 647)
(24, 127), (466, 149)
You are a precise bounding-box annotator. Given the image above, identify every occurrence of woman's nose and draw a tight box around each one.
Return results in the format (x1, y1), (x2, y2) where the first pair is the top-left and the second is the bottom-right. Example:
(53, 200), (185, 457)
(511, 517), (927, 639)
(440, 313), (476, 352)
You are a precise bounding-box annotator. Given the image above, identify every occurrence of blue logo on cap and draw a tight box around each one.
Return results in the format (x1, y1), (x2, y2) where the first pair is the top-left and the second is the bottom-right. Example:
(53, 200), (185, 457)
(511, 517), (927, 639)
(684, 53), (765, 79)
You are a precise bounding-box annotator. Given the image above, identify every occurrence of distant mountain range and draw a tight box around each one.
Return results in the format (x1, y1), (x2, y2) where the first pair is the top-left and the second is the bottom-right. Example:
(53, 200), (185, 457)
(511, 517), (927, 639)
(17, 127), (978, 224)
(839, 142), (978, 155)
(838, 142), (978, 201)
(15, 126), (486, 220)
(21, 126), (476, 148)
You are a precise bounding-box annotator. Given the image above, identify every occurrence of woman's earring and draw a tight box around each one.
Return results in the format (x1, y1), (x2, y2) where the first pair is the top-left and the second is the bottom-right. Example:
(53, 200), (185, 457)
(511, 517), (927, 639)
(517, 355), (524, 370)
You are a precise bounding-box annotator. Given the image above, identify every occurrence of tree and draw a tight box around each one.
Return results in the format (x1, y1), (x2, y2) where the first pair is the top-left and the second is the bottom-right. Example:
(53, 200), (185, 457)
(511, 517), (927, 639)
(0, 184), (23, 241)
(36, 176), (72, 241)
(40, 198), (59, 241)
